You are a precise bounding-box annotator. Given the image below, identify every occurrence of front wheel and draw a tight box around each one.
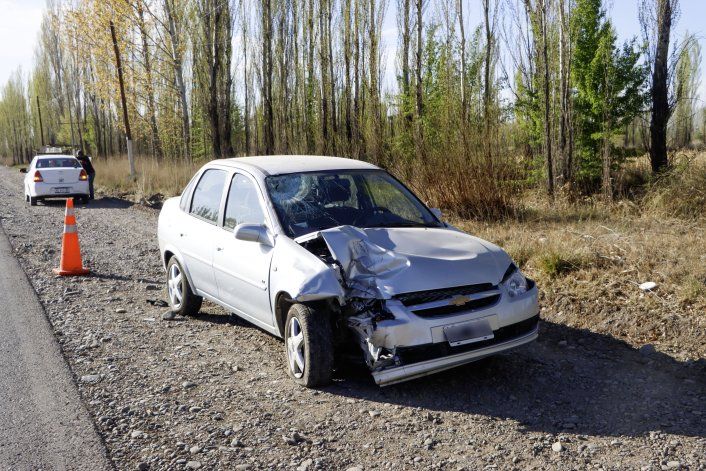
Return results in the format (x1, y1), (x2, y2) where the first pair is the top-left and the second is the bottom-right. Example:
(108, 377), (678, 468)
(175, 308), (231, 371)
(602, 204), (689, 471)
(166, 257), (202, 316)
(284, 304), (334, 387)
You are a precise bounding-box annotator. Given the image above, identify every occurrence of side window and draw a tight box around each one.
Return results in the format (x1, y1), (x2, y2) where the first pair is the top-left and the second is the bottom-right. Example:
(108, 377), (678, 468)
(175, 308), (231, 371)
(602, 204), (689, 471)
(179, 174), (199, 211)
(190, 169), (227, 223)
(224, 174), (266, 230)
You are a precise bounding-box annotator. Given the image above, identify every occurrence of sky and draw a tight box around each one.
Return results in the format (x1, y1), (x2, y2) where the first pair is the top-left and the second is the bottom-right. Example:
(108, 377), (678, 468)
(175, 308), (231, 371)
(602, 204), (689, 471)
(0, 0), (705, 100)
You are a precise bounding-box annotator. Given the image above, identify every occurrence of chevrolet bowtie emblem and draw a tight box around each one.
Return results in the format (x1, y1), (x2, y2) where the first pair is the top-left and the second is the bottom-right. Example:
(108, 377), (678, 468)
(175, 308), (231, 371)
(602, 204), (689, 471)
(449, 295), (471, 306)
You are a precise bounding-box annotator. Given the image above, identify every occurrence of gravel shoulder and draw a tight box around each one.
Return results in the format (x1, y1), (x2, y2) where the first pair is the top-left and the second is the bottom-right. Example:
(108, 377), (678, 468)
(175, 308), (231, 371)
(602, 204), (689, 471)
(0, 165), (703, 470)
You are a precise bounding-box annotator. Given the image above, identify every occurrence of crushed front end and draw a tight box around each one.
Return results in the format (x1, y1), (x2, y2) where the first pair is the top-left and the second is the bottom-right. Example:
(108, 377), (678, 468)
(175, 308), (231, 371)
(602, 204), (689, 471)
(297, 225), (540, 386)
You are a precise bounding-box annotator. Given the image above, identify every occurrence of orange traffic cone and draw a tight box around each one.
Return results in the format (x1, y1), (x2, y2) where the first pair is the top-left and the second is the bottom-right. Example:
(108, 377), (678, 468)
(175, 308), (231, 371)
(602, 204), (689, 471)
(53, 198), (89, 276)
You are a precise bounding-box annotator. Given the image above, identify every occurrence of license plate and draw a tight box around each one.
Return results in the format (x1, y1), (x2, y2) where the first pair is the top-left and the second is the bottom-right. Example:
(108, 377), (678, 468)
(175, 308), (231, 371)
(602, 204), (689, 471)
(54, 187), (70, 194)
(443, 318), (494, 347)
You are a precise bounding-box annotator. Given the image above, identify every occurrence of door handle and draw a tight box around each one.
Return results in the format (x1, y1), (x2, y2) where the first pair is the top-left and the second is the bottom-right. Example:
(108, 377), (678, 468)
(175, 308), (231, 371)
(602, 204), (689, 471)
(179, 233), (186, 237)
(216, 247), (223, 251)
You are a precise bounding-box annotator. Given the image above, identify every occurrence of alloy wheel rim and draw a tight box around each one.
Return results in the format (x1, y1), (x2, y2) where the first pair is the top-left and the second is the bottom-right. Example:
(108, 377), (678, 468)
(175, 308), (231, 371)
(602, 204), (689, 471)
(287, 317), (305, 378)
(167, 263), (183, 309)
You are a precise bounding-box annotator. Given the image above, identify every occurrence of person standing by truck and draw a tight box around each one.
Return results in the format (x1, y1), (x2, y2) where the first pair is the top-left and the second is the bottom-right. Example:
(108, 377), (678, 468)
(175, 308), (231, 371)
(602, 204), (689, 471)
(76, 150), (96, 200)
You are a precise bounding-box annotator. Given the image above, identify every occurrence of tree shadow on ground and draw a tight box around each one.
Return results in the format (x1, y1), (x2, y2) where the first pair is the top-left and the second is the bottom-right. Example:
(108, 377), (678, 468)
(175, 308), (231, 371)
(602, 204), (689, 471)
(327, 320), (705, 439)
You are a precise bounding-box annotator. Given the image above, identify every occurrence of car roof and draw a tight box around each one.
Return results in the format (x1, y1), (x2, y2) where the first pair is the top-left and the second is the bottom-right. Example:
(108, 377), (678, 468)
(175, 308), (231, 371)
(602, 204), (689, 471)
(212, 155), (380, 176)
(35, 154), (77, 159)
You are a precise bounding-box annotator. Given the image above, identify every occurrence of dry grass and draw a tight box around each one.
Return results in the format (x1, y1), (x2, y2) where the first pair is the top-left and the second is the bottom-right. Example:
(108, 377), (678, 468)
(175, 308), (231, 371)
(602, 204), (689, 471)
(453, 212), (706, 360)
(91, 155), (200, 200)
(643, 152), (706, 220)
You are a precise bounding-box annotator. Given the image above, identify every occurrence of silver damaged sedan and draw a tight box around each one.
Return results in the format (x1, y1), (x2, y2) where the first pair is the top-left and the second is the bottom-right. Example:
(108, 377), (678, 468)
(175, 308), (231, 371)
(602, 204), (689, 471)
(158, 156), (539, 387)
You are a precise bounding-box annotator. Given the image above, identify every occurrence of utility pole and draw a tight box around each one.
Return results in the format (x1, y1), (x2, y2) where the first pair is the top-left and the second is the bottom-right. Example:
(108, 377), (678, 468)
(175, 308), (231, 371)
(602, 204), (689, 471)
(110, 20), (135, 178)
(36, 95), (44, 147)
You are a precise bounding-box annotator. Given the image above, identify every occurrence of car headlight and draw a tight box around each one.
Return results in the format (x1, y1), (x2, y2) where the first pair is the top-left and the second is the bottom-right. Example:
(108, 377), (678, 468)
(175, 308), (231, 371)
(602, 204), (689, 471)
(501, 263), (528, 298)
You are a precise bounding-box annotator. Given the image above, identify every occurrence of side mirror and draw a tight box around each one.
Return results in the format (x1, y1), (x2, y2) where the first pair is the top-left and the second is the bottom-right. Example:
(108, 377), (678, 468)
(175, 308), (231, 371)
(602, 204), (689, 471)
(431, 208), (442, 220)
(19, 168), (27, 173)
(234, 223), (273, 247)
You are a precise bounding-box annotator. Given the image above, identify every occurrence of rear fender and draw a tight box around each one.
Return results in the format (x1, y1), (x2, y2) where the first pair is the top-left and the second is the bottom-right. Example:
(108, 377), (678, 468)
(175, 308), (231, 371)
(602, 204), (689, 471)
(161, 244), (197, 294)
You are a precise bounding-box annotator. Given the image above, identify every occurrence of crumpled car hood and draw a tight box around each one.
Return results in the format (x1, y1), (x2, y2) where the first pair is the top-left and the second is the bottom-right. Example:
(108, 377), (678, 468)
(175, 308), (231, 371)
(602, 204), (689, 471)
(313, 225), (511, 299)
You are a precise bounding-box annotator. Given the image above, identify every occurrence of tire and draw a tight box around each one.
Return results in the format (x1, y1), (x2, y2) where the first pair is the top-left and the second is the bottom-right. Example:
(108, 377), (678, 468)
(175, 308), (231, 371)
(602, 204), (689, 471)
(166, 257), (202, 316)
(29, 196), (37, 206)
(284, 303), (334, 387)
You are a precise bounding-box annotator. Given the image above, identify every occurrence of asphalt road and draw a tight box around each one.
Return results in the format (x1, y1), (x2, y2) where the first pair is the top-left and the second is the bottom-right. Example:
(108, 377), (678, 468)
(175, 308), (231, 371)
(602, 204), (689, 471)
(0, 224), (111, 470)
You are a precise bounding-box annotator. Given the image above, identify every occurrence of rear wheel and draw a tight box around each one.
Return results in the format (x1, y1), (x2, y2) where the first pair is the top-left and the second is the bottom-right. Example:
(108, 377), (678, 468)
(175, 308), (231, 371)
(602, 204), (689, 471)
(166, 257), (202, 316)
(29, 196), (37, 206)
(284, 303), (334, 387)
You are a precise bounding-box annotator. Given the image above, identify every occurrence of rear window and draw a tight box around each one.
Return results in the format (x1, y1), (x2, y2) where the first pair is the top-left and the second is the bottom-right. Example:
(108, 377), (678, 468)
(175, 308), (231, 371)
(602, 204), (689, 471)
(36, 158), (81, 169)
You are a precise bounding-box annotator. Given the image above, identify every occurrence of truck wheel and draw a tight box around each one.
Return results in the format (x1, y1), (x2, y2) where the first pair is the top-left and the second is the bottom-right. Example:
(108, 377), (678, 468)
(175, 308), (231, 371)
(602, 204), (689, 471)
(166, 257), (202, 317)
(284, 303), (334, 387)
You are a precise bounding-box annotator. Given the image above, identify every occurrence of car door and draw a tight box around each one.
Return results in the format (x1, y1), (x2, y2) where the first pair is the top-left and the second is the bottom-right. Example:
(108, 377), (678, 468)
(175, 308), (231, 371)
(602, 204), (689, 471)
(180, 168), (228, 298)
(213, 172), (274, 327)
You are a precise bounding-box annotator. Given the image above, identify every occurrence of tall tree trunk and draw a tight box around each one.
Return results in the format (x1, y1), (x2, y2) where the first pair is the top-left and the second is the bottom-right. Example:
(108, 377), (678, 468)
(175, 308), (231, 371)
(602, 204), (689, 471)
(415, 0), (423, 119)
(558, 0), (573, 185)
(352, 0), (362, 158)
(110, 20), (135, 178)
(137, 2), (162, 159)
(164, 0), (191, 162)
(458, 0), (467, 124)
(401, 0), (411, 99)
(343, 0), (353, 151)
(262, 0), (275, 155)
(320, 0), (331, 153)
(327, 0), (337, 153)
(369, 0), (383, 161)
(204, 0), (222, 158)
(482, 0), (493, 122)
(602, 119), (613, 201)
(242, 2), (251, 155)
(220, 5), (234, 157)
(540, 0), (554, 197)
(649, 0), (672, 172)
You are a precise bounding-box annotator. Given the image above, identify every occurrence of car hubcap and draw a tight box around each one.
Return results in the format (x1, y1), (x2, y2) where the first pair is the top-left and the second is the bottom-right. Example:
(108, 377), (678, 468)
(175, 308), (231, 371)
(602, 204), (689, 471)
(287, 317), (305, 378)
(167, 263), (183, 309)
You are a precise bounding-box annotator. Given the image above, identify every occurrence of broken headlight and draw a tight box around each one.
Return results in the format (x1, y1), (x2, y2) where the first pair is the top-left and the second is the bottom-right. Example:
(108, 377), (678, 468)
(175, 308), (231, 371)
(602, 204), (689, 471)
(501, 263), (528, 298)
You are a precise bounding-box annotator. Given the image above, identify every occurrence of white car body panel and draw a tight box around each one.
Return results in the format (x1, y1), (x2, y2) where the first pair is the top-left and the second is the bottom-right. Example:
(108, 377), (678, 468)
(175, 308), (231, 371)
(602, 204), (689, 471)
(158, 156), (540, 385)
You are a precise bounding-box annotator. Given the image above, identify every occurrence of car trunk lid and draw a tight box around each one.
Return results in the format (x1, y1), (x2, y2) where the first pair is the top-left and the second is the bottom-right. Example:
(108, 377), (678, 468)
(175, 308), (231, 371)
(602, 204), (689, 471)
(37, 167), (83, 184)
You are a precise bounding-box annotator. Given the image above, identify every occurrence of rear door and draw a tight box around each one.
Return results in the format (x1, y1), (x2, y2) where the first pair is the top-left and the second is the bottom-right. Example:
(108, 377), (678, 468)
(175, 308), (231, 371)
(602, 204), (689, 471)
(213, 172), (274, 327)
(180, 168), (228, 298)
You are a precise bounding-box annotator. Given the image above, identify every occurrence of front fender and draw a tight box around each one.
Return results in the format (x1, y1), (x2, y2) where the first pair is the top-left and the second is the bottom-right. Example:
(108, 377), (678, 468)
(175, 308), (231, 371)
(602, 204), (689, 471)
(269, 237), (345, 313)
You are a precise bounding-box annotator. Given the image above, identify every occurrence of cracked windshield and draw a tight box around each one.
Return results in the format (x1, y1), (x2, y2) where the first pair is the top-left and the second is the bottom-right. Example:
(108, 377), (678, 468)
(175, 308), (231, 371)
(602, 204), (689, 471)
(265, 170), (442, 237)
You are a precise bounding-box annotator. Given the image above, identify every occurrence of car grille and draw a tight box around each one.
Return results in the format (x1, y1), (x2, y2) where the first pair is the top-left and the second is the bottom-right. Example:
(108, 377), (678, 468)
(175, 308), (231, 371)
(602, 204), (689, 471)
(395, 283), (495, 306)
(395, 314), (540, 366)
(395, 283), (500, 318)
